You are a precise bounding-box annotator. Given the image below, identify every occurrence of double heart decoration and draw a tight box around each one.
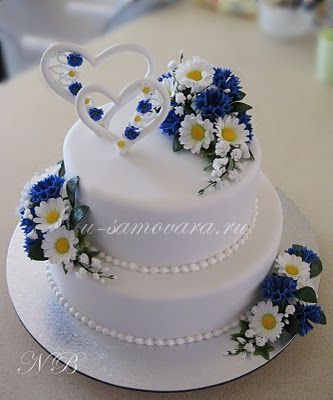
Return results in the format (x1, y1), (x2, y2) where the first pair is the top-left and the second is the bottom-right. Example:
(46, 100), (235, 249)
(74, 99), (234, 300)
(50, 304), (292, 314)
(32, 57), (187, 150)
(41, 42), (170, 154)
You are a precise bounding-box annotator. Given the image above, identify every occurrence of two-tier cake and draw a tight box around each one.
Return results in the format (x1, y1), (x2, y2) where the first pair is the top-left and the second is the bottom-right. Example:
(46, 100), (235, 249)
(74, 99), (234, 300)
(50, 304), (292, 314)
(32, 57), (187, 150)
(17, 42), (325, 357)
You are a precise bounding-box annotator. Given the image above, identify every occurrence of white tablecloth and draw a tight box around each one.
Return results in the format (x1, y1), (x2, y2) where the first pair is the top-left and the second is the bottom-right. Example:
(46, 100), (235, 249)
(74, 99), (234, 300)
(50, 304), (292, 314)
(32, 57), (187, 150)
(0, 1), (332, 399)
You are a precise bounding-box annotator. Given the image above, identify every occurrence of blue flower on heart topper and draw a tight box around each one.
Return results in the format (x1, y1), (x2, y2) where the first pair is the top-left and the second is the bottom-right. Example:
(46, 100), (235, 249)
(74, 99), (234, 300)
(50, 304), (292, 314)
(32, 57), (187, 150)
(224, 244), (326, 360)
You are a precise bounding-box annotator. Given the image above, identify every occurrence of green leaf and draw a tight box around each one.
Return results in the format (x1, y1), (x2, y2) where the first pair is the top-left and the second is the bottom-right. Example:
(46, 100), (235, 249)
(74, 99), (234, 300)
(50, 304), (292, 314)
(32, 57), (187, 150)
(290, 244), (304, 258)
(172, 135), (183, 152)
(239, 320), (248, 332)
(236, 91), (246, 100)
(285, 315), (300, 335)
(227, 158), (234, 171)
(232, 102), (252, 113)
(58, 160), (66, 177)
(66, 176), (79, 207)
(296, 286), (318, 304)
(70, 205), (89, 229)
(310, 258), (323, 279)
(28, 242), (47, 261)
(253, 343), (274, 360)
(318, 310), (327, 325)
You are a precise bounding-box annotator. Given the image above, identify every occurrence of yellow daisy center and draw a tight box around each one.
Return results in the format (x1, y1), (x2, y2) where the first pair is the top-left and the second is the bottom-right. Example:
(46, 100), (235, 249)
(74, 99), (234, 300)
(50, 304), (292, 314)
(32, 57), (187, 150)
(46, 210), (60, 224)
(134, 115), (142, 123)
(187, 70), (203, 81)
(262, 314), (276, 330)
(142, 86), (151, 94)
(285, 264), (299, 276)
(221, 127), (237, 142)
(55, 237), (70, 254)
(117, 140), (126, 149)
(68, 70), (76, 78)
(191, 124), (205, 141)
(84, 97), (90, 105)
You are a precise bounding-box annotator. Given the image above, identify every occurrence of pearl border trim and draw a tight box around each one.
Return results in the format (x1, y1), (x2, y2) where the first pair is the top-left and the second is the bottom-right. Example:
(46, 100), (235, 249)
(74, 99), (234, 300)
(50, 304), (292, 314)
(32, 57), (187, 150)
(46, 264), (241, 347)
(95, 199), (259, 274)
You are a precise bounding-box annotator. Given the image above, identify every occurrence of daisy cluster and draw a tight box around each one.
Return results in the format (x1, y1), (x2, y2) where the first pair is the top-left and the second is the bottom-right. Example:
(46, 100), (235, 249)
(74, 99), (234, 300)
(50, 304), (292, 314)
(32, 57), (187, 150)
(18, 162), (114, 283)
(158, 54), (254, 194)
(225, 245), (326, 360)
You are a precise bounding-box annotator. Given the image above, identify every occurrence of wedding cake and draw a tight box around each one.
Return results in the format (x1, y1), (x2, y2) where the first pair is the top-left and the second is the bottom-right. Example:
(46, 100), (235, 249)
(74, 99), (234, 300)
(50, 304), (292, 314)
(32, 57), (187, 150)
(18, 43), (325, 356)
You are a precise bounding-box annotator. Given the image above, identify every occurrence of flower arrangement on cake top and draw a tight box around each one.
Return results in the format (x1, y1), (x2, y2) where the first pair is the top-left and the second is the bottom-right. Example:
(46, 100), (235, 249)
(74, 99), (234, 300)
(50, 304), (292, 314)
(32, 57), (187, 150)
(225, 245), (326, 360)
(17, 162), (114, 283)
(157, 53), (254, 194)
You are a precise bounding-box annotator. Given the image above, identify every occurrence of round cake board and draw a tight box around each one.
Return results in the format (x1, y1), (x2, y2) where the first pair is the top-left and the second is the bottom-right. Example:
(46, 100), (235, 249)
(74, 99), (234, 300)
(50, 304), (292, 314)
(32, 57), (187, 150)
(6, 190), (318, 392)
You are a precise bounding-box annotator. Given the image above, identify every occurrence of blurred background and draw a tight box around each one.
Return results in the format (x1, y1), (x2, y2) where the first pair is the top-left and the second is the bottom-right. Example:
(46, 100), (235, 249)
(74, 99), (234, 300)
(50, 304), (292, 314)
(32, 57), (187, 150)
(0, 0), (332, 83)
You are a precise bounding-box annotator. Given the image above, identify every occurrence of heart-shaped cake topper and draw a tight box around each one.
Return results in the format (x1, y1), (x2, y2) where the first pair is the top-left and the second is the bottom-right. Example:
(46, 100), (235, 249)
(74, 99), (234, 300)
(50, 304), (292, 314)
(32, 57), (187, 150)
(40, 41), (170, 155)
(41, 42), (155, 104)
(75, 77), (170, 155)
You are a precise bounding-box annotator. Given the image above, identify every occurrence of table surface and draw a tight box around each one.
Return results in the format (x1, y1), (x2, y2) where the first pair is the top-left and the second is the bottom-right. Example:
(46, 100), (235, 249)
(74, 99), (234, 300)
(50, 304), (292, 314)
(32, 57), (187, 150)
(0, 1), (332, 399)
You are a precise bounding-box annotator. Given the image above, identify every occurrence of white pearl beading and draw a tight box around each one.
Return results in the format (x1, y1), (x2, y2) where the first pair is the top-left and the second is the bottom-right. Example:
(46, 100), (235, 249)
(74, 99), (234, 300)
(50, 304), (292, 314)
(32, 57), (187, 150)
(95, 199), (259, 275)
(46, 264), (241, 347)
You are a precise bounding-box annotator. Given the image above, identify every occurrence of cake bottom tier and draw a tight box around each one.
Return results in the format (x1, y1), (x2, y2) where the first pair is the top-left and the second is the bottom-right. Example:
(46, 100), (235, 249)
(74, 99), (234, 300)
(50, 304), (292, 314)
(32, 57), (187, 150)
(49, 173), (283, 345)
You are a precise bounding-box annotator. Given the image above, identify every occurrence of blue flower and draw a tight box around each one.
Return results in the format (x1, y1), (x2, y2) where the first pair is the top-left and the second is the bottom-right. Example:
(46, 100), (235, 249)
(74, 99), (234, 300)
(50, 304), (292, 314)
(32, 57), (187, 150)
(124, 125), (140, 140)
(20, 218), (36, 235)
(194, 88), (232, 121)
(136, 99), (153, 115)
(261, 275), (297, 305)
(287, 245), (320, 264)
(157, 72), (172, 82)
(89, 107), (104, 121)
(29, 175), (65, 205)
(213, 68), (242, 98)
(68, 82), (82, 96)
(295, 304), (325, 336)
(160, 109), (183, 136)
(237, 112), (253, 141)
(67, 53), (83, 67)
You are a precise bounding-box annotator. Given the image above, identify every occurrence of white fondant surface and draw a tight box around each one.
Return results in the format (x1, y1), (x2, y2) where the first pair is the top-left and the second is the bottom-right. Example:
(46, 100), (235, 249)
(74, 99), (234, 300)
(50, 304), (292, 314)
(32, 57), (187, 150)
(64, 106), (262, 266)
(50, 174), (283, 341)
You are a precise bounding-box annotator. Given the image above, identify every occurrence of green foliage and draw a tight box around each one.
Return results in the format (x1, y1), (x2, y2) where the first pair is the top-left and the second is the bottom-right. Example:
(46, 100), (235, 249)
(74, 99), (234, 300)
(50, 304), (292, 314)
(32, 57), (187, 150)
(66, 176), (79, 207)
(172, 135), (183, 152)
(28, 242), (47, 261)
(232, 102), (252, 113)
(296, 286), (318, 303)
(70, 205), (89, 229)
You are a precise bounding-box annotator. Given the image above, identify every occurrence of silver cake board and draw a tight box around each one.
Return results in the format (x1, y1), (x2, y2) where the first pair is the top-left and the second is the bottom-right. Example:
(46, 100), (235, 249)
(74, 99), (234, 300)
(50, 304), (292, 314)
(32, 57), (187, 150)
(6, 190), (319, 392)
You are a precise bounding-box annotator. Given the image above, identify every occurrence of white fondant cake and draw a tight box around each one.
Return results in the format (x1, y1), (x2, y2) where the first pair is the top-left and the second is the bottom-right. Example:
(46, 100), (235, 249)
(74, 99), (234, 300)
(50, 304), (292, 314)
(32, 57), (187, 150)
(64, 102), (261, 267)
(50, 173), (282, 344)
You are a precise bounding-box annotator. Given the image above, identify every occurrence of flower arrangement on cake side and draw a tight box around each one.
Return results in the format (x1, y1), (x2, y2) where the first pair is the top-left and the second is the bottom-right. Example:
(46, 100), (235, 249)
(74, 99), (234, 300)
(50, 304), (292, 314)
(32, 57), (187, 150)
(156, 53), (254, 194)
(17, 162), (114, 283)
(225, 245), (326, 360)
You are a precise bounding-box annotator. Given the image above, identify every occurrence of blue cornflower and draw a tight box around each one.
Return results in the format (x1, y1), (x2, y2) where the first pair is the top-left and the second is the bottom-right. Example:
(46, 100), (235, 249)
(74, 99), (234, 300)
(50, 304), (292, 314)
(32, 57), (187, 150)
(157, 72), (172, 82)
(68, 82), (82, 96)
(295, 304), (325, 336)
(261, 275), (297, 305)
(160, 109), (183, 136)
(29, 175), (65, 205)
(20, 218), (36, 235)
(124, 125), (140, 141)
(136, 99), (153, 115)
(194, 88), (232, 121)
(237, 112), (253, 142)
(213, 68), (242, 98)
(67, 53), (83, 67)
(89, 107), (104, 121)
(287, 245), (320, 264)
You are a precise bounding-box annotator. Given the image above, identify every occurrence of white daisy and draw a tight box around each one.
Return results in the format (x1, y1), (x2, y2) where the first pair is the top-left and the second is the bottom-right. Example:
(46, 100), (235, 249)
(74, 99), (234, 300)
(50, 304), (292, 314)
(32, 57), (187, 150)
(275, 253), (310, 286)
(215, 116), (248, 146)
(249, 300), (284, 342)
(179, 114), (214, 154)
(42, 226), (78, 265)
(34, 197), (69, 232)
(132, 113), (145, 127)
(175, 56), (214, 92)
